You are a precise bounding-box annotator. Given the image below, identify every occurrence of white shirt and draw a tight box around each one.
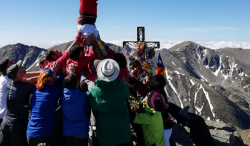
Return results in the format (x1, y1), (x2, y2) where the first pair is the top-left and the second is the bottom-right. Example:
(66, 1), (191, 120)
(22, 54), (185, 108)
(0, 75), (11, 119)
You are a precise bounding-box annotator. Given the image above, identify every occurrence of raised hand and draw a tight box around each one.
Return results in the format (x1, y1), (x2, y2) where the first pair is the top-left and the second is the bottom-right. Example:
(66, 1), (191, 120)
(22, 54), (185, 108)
(90, 33), (99, 43)
(68, 63), (75, 73)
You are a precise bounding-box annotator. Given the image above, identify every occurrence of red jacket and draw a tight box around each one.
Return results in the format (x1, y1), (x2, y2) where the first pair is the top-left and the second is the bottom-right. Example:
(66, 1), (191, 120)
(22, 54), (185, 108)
(66, 47), (97, 78)
(46, 52), (69, 75)
(79, 0), (97, 15)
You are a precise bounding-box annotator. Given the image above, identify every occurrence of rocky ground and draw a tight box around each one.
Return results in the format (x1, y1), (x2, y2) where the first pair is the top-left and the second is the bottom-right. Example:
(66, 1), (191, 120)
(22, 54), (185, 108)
(171, 121), (249, 146)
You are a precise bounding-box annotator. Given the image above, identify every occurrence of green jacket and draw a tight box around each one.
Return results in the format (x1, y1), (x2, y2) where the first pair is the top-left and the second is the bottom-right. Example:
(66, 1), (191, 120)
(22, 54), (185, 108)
(88, 78), (131, 146)
(133, 102), (166, 146)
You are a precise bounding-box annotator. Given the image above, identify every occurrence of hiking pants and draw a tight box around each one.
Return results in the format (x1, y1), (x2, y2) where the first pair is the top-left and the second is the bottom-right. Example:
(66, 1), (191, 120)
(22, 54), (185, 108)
(27, 134), (55, 146)
(164, 128), (172, 146)
(65, 136), (88, 146)
(0, 124), (28, 146)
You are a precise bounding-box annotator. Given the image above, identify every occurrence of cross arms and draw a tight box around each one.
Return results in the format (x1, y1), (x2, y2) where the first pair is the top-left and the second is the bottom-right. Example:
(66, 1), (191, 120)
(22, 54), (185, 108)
(123, 41), (160, 48)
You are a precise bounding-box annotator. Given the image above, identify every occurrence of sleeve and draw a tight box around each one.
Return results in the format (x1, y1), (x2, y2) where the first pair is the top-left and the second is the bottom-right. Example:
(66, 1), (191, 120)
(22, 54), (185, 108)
(87, 91), (98, 110)
(133, 112), (151, 125)
(106, 46), (116, 55)
(75, 35), (83, 46)
(104, 54), (114, 59)
(168, 103), (190, 127)
(55, 52), (69, 70)
(54, 74), (64, 86)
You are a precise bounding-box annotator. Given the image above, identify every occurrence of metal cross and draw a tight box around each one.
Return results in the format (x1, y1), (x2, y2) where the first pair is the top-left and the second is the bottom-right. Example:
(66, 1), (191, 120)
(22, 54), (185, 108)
(123, 27), (160, 48)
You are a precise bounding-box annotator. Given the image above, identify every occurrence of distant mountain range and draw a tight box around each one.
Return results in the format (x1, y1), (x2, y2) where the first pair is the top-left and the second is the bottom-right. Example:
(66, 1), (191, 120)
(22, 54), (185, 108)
(1, 41), (250, 130)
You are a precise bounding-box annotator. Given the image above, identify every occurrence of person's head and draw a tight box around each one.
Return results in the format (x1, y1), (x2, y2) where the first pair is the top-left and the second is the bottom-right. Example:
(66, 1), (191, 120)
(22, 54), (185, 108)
(7, 60), (26, 81)
(39, 58), (48, 69)
(63, 74), (79, 89)
(114, 53), (127, 69)
(96, 59), (120, 82)
(46, 49), (62, 61)
(147, 74), (167, 99)
(36, 69), (55, 89)
(146, 74), (166, 88)
(68, 46), (84, 60)
(0, 59), (15, 76)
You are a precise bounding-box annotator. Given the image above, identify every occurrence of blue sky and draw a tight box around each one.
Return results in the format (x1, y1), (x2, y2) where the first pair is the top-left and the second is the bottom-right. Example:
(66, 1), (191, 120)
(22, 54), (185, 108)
(0, 0), (250, 49)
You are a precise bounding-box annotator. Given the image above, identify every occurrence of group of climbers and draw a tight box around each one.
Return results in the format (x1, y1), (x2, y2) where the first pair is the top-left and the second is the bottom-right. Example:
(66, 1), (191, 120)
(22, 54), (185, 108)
(0, 0), (216, 146)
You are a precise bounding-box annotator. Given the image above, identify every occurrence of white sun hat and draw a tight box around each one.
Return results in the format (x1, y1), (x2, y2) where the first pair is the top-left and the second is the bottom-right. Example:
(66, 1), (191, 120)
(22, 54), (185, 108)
(96, 59), (120, 82)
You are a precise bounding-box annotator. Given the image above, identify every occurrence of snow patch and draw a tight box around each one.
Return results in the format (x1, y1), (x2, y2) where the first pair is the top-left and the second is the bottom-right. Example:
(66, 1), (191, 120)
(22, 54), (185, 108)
(243, 85), (249, 89)
(196, 52), (201, 62)
(201, 86), (216, 117)
(194, 84), (205, 114)
(26, 51), (46, 71)
(164, 87), (170, 98)
(197, 71), (208, 82)
(190, 79), (196, 86)
(239, 72), (244, 76)
(165, 68), (183, 108)
(221, 71), (229, 80)
(203, 49), (208, 56)
(212, 55), (222, 76)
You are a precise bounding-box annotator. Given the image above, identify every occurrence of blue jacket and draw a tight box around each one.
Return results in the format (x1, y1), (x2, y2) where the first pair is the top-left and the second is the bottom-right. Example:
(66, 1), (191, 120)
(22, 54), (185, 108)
(27, 85), (64, 138)
(61, 88), (89, 136)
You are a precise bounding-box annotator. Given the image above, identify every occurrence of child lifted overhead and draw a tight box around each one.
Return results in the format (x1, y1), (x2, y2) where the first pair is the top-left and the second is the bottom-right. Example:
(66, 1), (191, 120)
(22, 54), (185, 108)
(77, 0), (99, 38)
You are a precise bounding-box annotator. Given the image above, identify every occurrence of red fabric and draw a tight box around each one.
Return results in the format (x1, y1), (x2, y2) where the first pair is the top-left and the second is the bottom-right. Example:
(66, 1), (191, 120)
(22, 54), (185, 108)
(106, 46), (116, 55)
(46, 52), (69, 75)
(104, 54), (114, 59)
(83, 66), (97, 81)
(117, 67), (129, 83)
(66, 47), (97, 78)
(75, 35), (81, 40)
(79, 0), (97, 15)
(132, 85), (151, 97)
(164, 117), (173, 123)
(102, 46), (115, 59)
(75, 35), (83, 46)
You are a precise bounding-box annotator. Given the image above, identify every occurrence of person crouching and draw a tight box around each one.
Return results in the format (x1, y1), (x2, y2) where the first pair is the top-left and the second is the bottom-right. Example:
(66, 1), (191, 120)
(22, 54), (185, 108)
(131, 96), (166, 146)
(61, 63), (89, 146)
